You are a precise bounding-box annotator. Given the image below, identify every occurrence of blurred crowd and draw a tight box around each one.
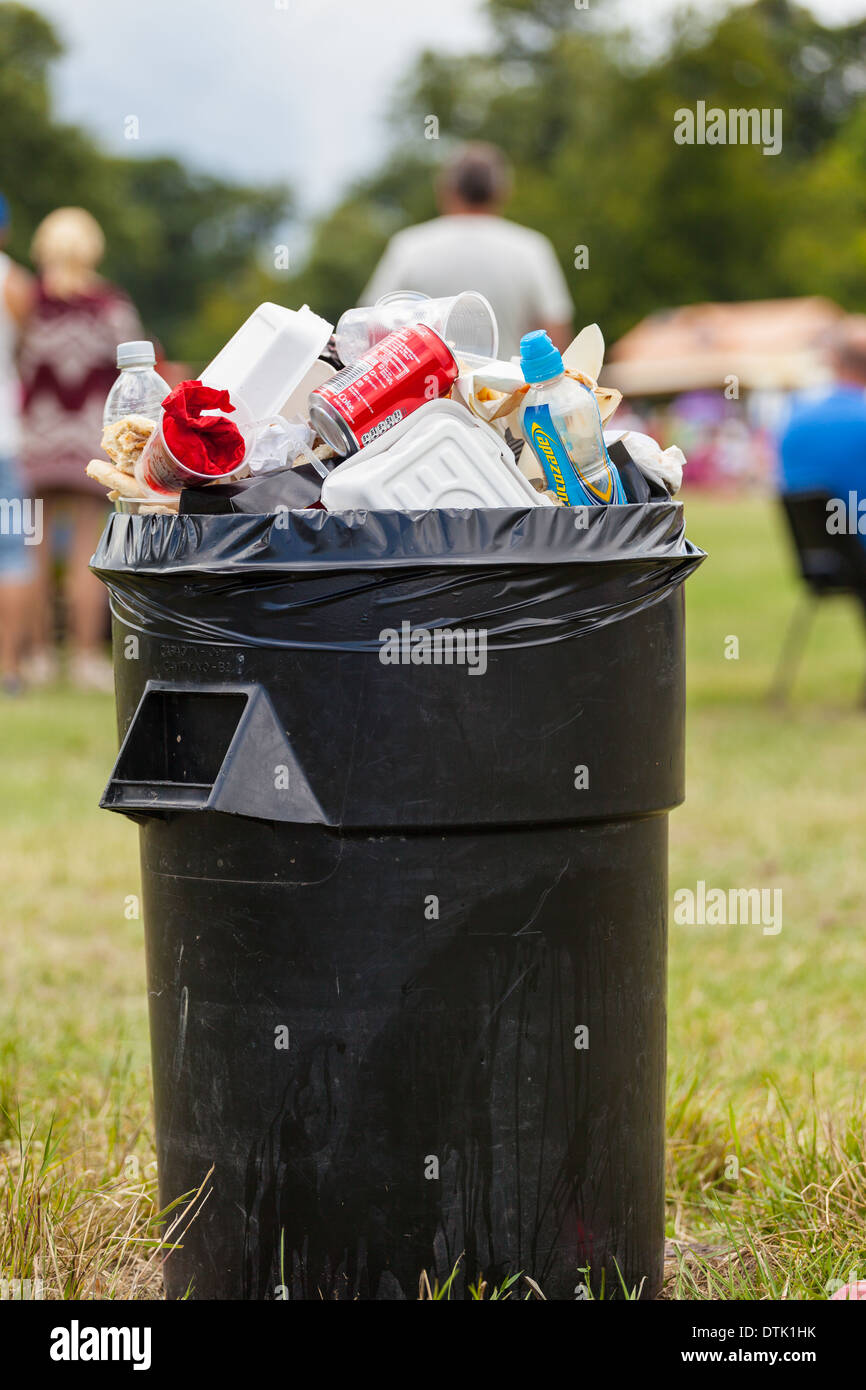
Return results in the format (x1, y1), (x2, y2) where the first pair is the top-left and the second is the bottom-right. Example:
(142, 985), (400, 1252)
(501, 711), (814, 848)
(0, 196), (153, 694)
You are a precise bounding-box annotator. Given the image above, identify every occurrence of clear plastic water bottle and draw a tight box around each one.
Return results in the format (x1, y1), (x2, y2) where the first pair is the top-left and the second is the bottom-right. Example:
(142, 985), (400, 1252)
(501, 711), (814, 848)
(103, 341), (169, 427)
(518, 330), (625, 506)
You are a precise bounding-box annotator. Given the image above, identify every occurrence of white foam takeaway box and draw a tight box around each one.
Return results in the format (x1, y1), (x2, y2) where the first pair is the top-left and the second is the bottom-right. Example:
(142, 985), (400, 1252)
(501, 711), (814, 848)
(201, 302), (332, 423)
(321, 399), (553, 511)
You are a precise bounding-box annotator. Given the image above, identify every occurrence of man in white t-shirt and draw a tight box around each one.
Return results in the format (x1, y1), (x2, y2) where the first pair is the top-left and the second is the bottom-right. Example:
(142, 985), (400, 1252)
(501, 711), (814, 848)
(361, 144), (574, 359)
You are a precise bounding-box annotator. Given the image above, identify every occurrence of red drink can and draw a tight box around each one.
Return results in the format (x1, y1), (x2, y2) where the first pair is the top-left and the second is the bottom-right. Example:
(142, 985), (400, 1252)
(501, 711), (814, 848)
(308, 323), (459, 456)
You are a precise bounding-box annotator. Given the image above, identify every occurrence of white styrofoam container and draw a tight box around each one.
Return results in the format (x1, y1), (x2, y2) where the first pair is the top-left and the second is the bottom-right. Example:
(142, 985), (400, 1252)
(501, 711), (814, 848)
(279, 358), (336, 422)
(321, 400), (552, 511)
(201, 302), (332, 423)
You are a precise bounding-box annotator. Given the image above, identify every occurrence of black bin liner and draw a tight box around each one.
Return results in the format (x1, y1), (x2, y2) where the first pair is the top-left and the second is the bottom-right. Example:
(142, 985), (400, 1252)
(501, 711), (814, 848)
(92, 502), (704, 1300)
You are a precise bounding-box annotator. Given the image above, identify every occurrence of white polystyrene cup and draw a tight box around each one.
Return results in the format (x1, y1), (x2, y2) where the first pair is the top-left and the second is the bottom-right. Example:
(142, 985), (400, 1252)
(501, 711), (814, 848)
(135, 395), (257, 494)
(335, 290), (498, 366)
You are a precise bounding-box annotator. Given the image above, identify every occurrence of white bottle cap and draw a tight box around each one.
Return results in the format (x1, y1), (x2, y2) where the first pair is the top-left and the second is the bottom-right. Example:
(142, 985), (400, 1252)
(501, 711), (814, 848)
(117, 340), (156, 368)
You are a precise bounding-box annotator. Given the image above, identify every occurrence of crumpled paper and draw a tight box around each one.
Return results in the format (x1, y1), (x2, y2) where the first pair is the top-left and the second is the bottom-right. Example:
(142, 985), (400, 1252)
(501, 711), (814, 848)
(450, 359), (526, 431)
(248, 416), (316, 475)
(605, 429), (687, 495)
(561, 323), (622, 425)
(451, 323), (622, 438)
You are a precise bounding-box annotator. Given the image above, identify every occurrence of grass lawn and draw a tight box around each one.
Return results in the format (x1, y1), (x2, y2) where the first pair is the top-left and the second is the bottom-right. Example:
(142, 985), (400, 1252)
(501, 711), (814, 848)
(1, 491), (865, 1299)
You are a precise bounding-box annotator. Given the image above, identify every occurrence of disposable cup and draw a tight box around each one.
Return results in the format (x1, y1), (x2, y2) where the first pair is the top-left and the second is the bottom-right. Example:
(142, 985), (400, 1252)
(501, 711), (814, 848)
(135, 396), (256, 494)
(334, 292), (430, 365)
(335, 290), (498, 367)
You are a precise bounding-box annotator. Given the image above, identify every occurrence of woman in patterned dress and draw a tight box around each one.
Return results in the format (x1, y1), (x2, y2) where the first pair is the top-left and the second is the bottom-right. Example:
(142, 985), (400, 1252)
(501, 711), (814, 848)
(18, 207), (144, 690)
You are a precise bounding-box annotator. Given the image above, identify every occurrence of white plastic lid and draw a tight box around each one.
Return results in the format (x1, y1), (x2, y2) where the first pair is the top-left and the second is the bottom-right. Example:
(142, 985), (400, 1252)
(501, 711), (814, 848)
(200, 302), (333, 422)
(117, 340), (156, 368)
(321, 399), (551, 511)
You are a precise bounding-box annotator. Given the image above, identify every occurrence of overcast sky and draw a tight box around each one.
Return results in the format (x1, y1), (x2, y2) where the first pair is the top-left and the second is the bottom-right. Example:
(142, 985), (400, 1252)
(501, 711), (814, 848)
(31, 0), (866, 223)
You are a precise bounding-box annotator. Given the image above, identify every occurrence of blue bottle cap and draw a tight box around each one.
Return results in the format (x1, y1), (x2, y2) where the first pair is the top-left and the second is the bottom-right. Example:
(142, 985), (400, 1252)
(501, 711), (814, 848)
(520, 330), (564, 384)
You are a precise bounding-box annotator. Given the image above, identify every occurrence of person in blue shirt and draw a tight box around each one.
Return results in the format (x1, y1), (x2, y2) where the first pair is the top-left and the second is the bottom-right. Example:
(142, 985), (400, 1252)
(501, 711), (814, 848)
(779, 319), (866, 526)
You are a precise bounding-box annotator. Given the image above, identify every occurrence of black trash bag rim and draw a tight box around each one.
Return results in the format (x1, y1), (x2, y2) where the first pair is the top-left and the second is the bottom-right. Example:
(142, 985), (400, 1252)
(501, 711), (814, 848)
(92, 501), (705, 575)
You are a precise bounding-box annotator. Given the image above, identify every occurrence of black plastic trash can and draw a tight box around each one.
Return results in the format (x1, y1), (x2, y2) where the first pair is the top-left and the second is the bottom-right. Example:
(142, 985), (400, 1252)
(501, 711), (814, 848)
(93, 502), (703, 1300)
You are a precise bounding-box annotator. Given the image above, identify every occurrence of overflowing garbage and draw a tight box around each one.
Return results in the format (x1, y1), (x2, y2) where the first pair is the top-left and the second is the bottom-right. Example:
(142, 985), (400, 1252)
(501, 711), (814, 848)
(86, 292), (688, 517)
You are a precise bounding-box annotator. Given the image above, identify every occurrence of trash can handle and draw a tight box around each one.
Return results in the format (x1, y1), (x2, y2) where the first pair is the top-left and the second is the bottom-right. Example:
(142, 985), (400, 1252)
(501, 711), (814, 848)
(100, 680), (330, 825)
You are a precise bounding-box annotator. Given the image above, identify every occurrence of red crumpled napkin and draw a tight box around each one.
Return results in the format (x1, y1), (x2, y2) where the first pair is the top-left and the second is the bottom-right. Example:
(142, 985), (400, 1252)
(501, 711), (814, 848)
(162, 380), (246, 475)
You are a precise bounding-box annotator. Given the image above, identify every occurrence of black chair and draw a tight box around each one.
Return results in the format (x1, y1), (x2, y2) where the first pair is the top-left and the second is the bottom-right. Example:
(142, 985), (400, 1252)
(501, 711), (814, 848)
(772, 490), (866, 703)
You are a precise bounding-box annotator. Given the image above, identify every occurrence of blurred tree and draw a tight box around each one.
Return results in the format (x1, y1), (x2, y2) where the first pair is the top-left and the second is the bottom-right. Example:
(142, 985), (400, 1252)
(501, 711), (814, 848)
(0, 2), (290, 358)
(7, 0), (866, 358)
(103, 158), (288, 360)
(286, 0), (866, 341)
(777, 102), (866, 305)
